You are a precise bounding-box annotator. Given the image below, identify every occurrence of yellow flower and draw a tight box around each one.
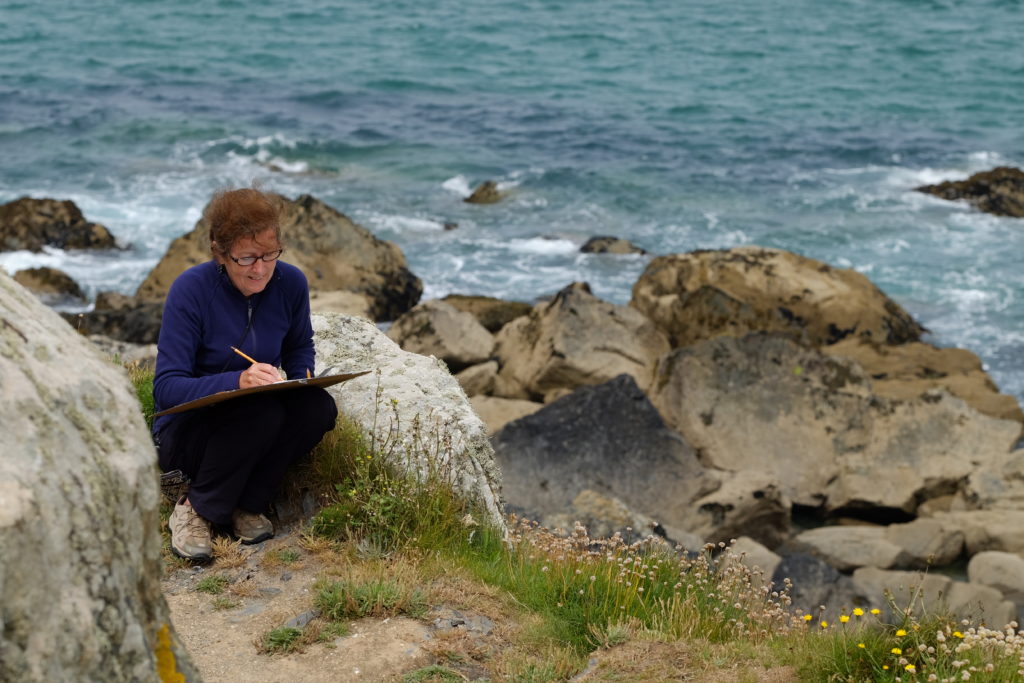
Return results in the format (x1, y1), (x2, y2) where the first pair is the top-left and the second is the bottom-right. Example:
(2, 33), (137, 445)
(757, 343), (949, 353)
(891, 647), (902, 655)
(857, 643), (866, 649)
(870, 608), (881, 615)
(896, 629), (907, 637)
(883, 665), (889, 670)
(905, 664), (916, 673)
(853, 608), (865, 617)
(820, 621), (828, 629)
(953, 631), (964, 638)
(803, 614), (813, 622)
(840, 615), (850, 623)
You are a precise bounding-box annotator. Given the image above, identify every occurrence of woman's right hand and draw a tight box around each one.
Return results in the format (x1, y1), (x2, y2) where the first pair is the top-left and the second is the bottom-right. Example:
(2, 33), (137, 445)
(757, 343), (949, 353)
(239, 362), (284, 388)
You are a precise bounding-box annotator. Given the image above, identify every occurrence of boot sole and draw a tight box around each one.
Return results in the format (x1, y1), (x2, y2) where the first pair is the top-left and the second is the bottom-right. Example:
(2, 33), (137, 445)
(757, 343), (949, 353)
(236, 531), (273, 545)
(170, 544), (213, 563)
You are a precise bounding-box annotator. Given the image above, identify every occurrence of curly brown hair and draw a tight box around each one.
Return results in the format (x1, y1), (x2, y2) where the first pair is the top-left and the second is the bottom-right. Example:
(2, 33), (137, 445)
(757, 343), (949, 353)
(204, 188), (283, 257)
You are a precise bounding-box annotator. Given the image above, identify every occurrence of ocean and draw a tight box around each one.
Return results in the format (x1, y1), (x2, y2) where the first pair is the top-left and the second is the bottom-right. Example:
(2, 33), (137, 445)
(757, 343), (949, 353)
(2, 0), (1023, 399)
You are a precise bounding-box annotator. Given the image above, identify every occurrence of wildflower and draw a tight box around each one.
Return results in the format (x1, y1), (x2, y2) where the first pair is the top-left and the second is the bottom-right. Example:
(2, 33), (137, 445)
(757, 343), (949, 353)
(905, 664), (916, 673)
(892, 648), (903, 655)
(953, 631), (964, 639)
(883, 665), (889, 670)
(853, 608), (865, 617)
(871, 608), (881, 615)
(897, 629), (908, 637)
(840, 615), (850, 624)
(820, 621), (828, 629)
(858, 643), (866, 649)
(803, 614), (813, 622)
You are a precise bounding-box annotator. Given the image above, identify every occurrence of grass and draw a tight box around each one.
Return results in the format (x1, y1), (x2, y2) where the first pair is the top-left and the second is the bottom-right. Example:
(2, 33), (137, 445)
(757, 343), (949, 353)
(195, 575), (229, 595)
(132, 363), (1024, 681)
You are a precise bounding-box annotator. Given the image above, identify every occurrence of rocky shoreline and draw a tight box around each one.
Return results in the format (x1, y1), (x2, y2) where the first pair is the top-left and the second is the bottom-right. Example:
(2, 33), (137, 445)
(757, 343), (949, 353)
(4, 169), (1024, 628)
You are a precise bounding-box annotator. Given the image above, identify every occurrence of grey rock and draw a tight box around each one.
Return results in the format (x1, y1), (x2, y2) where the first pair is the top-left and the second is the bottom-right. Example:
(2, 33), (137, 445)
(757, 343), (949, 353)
(0, 271), (197, 681)
(967, 551), (1024, 605)
(387, 299), (495, 373)
(285, 609), (321, 629)
(789, 526), (905, 572)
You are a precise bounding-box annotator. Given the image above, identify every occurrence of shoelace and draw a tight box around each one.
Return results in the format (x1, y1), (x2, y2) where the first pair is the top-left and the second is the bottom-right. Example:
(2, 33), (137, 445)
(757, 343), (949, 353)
(182, 508), (210, 535)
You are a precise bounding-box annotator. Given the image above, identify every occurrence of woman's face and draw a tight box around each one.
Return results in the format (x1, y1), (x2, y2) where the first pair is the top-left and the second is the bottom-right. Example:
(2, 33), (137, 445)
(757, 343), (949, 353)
(215, 228), (281, 297)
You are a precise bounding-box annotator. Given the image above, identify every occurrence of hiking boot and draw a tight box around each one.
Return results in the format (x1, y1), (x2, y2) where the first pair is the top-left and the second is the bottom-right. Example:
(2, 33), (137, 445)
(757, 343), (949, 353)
(232, 509), (274, 544)
(169, 499), (212, 562)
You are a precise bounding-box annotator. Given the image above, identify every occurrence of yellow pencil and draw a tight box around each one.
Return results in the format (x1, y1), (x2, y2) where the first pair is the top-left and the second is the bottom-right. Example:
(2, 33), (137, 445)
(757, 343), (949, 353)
(230, 346), (257, 364)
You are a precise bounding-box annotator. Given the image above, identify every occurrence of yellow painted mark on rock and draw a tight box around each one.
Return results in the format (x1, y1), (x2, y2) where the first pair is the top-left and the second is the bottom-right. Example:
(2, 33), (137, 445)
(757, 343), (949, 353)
(155, 623), (185, 683)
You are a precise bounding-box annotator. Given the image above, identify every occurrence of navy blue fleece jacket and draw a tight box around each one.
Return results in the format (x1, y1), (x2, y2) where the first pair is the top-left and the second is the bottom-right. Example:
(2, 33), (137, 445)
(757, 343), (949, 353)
(152, 260), (315, 436)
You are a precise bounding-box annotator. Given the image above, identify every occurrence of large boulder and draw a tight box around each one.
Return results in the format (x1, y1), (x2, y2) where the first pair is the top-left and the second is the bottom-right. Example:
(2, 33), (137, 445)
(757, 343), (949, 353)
(490, 374), (719, 540)
(967, 551), (1024, 605)
(0, 271), (196, 681)
(630, 246), (924, 349)
(493, 282), (670, 401)
(930, 510), (1024, 555)
(387, 299), (495, 373)
(0, 197), (118, 252)
(649, 333), (1021, 513)
(823, 337), (1024, 427)
(687, 470), (791, 549)
(915, 166), (1024, 218)
(136, 194), (422, 321)
(311, 313), (505, 530)
(787, 526), (905, 572)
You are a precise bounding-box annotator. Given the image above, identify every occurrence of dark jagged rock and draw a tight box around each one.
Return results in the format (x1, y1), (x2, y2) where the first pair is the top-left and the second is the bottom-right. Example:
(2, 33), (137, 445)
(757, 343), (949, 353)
(464, 180), (503, 204)
(772, 552), (859, 615)
(580, 236), (648, 255)
(61, 291), (163, 343)
(491, 374), (719, 536)
(0, 197), (118, 252)
(12, 266), (85, 304)
(916, 167), (1024, 218)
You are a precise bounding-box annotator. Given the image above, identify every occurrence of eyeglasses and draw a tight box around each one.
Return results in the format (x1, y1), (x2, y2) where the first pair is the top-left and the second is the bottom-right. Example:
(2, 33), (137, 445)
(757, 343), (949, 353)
(228, 248), (284, 267)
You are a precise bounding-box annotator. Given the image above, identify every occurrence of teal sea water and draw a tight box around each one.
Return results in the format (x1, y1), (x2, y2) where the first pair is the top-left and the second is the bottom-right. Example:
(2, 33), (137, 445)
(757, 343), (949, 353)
(2, 0), (1024, 397)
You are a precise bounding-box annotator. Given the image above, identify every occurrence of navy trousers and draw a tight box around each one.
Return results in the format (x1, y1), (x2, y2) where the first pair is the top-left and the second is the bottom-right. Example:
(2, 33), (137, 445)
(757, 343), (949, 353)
(157, 387), (338, 526)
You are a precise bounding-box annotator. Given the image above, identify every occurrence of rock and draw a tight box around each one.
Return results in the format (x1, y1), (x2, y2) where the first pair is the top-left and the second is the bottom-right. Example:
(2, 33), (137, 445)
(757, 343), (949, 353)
(464, 180), (503, 204)
(688, 470), (791, 549)
(387, 299), (495, 373)
(580, 236), (648, 255)
(0, 197), (118, 252)
(468, 395), (542, 434)
(456, 360), (498, 397)
(12, 266), (85, 305)
(61, 291), (164, 344)
(649, 333), (1021, 512)
(884, 518), (964, 568)
(493, 282), (670, 401)
(931, 510), (1024, 555)
(312, 313), (505, 530)
(787, 526), (905, 572)
(728, 537), (782, 584)
(915, 166), (1024, 218)
(309, 289), (374, 319)
(543, 489), (671, 543)
(491, 374), (719, 539)
(772, 553), (858, 616)
(967, 551), (1024, 605)
(824, 337), (1024, 427)
(441, 294), (532, 333)
(0, 271), (197, 681)
(630, 246), (924, 349)
(962, 449), (1024, 510)
(945, 582), (1017, 628)
(136, 194), (422, 321)
(850, 567), (954, 620)
(86, 335), (158, 368)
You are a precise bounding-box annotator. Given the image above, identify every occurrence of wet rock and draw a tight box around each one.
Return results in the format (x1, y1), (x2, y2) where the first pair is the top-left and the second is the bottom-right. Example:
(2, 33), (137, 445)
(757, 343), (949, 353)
(387, 299), (495, 373)
(915, 166), (1024, 218)
(491, 374), (719, 539)
(464, 180), (503, 204)
(580, 236), (648, 255)
(493, 282), (669, 401)
(61, 291), (163, 344)
(136, 193), (422, 322)
(12, 266), (85, 305)
(631, 246), (924, 349)
(0, 197), (118, 252)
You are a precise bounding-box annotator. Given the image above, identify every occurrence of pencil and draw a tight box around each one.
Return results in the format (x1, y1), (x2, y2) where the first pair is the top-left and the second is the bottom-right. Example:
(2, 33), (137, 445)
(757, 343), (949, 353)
(230, 346), (258, 364)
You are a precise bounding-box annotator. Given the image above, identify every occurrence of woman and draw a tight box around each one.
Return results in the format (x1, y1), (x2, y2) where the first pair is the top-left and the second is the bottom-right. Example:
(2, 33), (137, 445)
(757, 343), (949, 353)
(153, 188), (338, 561)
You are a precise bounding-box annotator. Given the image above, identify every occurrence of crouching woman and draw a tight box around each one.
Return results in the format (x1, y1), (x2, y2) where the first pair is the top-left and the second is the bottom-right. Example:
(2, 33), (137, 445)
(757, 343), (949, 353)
(152, 188), (337, 561)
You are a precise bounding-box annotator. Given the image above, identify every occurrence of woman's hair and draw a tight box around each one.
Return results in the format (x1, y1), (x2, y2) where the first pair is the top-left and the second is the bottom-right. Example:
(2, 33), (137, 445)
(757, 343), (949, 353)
(205, 188), (283, 257)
